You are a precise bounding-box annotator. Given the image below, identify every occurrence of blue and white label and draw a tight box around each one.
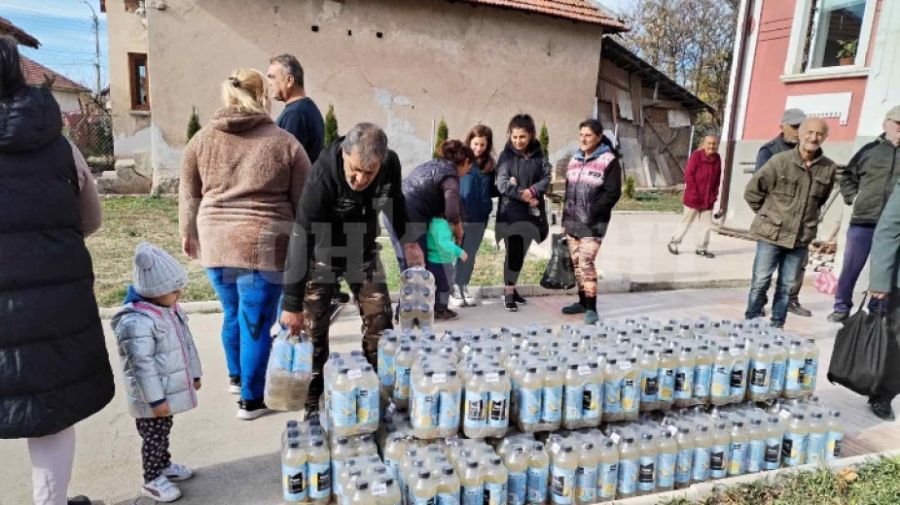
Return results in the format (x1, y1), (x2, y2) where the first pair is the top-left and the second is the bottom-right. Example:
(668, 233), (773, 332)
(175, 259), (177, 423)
(462, 485), (483, 505)
(749, 359), (771, 395)
(582, 383), (602, 420)
(292, 340), (312, 373)
(691, 447), (710, 482)
(438, 491), (460, 505)
(826, 430), (844, 461)
(439, 390), (461, 431)
(641, 369), (659, 404)
(658, 367), (675, 403)
(272, 338), (294, 371)
(485, 480), (507, 505)
(488, 390), (510, 429)
(782, 431), (806, 467)
(508, 470), (527, 505)
(575, 465), (598, 503)
(746, 439), (765, 473)
(395, 365), (412, 400)
(411, 390), (439, 429)
(803, 357), (818, 391)
(621, 377), (639, 414)
(378, 348), (395, 386)
(729, 363), (747, 398)
(564, 384), (584, 423)
(657, 451), (676, 489)
(308, 461), (331, 500)
(519, 387), (542, 426)
(675, 366), (693, 400)
(770, 359), (786, 395)
(637, 456), (656, 494)
(784, 358), (806, 394)
(598, 462), (618, 500)
(526, 465), (549, 504)
(806, 431), (826, 465)
(763, 438), (782, 471)
(542, 385), (563, 423)
(693, 364), (712, 398)
(675, 448), (693, 484)
(550, 465), (575, 505)
(711, 364), (731, 400)
(618, 459), (639, 496)
(728, 442), (745, 476)
(464, 389), (486, 429)
(357, 386), (379, 426)
(282, 463), (308, 502)
(603, 378), (622, 415)
(709, 446), (728, 480)
(412, 494), (438, 505)
(331, 389), (357, 427)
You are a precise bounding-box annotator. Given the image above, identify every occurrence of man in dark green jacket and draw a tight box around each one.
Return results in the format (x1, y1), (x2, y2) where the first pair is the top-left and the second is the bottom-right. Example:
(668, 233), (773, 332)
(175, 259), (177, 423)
(830, 107), (900, 323)
(744, 118), (837, 328)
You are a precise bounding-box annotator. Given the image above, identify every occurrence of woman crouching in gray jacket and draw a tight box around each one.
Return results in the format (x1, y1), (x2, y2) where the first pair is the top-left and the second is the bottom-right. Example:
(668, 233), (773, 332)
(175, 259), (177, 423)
(111, 242), (203, 503)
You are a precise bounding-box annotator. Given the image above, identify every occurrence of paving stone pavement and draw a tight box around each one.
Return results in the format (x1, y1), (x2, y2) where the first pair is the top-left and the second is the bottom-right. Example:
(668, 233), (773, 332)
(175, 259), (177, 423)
(0, 285), (895, 505)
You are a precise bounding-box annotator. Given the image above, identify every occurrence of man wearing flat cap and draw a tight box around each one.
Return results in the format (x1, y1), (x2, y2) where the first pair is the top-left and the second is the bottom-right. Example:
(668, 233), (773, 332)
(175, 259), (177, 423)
(831, 106), (900, 325)
(752, 108), (813, 318)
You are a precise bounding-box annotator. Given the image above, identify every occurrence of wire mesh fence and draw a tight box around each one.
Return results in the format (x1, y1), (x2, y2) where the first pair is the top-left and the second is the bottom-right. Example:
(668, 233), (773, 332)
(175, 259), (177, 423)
(62, 111), (114, 174)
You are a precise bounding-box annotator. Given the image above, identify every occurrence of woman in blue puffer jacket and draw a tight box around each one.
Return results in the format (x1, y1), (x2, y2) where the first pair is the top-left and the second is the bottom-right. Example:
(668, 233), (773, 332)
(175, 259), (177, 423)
(451, 124), (498, 307)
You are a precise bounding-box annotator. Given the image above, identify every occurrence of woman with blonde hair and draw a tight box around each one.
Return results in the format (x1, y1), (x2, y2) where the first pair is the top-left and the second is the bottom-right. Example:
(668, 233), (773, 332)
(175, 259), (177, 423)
(179, 68), (310, 420)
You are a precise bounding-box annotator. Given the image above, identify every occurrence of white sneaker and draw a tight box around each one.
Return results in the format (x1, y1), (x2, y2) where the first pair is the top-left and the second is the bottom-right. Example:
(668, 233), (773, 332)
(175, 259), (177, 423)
(228, 376), (240, 395)
(449, 285), (466, 308)
(237, 399), (273, 421)
(162, 463), (194, 482)
(462, 285), (477, 306)
(142, 475), (182, 502)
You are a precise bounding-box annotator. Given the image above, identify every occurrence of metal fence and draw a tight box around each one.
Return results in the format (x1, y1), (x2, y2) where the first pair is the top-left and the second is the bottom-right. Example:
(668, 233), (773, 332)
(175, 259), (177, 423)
(62, 111), (114, 174)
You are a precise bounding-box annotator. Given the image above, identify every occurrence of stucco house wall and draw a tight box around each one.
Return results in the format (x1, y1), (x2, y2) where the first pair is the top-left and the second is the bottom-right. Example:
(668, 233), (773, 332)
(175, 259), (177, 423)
(106, 0), (151, 157)
(137, 0), (607, 190)
(52, 88), (83, 114)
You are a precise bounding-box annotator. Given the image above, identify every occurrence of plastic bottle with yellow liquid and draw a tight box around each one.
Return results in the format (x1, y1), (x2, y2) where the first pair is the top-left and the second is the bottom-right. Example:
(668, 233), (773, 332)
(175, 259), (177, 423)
(596, 439), (618, 503)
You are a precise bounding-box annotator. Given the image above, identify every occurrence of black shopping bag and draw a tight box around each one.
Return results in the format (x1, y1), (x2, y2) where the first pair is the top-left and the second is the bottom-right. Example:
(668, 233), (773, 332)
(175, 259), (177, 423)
(540, 234), (576, 290)
(827, 295), (888, 397)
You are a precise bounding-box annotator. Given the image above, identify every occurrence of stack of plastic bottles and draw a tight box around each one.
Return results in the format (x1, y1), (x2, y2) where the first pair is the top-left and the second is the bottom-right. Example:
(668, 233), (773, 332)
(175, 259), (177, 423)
(410, 352), (463, 439)
(265, 330), (314, 411)
(398, 268), (436, 331)
(281, 419), (332, 504)
(320, 351), (380, 437)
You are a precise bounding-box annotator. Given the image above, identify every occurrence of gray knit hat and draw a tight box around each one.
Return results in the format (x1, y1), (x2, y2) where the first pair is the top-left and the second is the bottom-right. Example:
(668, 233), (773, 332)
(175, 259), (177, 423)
(133, 242), (188, 298)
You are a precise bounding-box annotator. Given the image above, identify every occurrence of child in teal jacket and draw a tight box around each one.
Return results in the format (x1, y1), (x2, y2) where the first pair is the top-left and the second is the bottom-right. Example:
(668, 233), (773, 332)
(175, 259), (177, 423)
(427, 216), (469, 320)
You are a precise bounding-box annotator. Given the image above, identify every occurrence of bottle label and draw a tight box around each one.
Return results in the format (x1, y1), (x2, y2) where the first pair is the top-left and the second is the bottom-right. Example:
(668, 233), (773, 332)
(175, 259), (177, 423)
(693, 363), (712, 398)
(508, 470), (527, 505)
(582, 383), (602, 419)
(489, 390), (510, 428)
(675, 366), (693, 399)
(464, 389), (486, 429)
(348, 368), (363, 380)
(282, 463), (308, 501)
(641, 369), (659, 403)
(803, 358), (818, 390)
(806, 432), (826, 465)
(619, 459), (639, 496)
(272, 339), (294, 371)
(826, 431), (844, 461)
(598, 462), (618, 499)
(621, 377), (639, 413)
(550, 464), (575, 505)
(439, 390), (462, 430)
(637, 456), (655, 493)
(711, 365), (731, 399)
(728, 442), (745, 476)
(674, 448), (693, 484)
(658, 367), (675, 402)
(749, 360), (770, 394)
(433, 373), (447, 384)
(412, 495), (437, 505)
(603, 378), (622, 414)
(657, 451), (676, 488)
(564, 384), (585, 422)
(395, 365), (412, 400)
(412, 390), (439, 429)
(485, 480), (507, 505)
(782, 431), (805, 466)
(542, 385), (563, 423)
(462, 485), (483, 505)
(729, 365), (746, 396)
(385, 457), (401, 483)
(486, 372), (500, 384)
(438, 492), (460, 505)
(292, 341), (313, 373)
(519, 387), (542, 426)
(691, 447), (710, 482)
(308, 461), (331, 500)
(331, 389), (358, 427)
(578, 365), (591, 376)
(526, 465), (549, 504)
(784, 358), (806, 393)
(358, 386), (379, 426)
(373, 481), (388, 497)
(575, 465), (598, 503)
(770, 360), (786, 393)
(709, 446), (727, 479)
(747, 439), (765, 473)
(763, 437), (782, 470)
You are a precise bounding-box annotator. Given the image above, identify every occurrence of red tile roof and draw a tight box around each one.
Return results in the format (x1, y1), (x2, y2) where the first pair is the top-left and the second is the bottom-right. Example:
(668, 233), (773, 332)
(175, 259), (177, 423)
(456, 0), (629, 31)
(0, 16), (40, 48)
(21, 56), (89, 92)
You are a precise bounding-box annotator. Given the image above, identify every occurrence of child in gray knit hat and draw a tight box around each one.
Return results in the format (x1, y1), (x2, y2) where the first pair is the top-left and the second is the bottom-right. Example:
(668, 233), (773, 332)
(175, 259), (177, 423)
(110, 242), (203, 502)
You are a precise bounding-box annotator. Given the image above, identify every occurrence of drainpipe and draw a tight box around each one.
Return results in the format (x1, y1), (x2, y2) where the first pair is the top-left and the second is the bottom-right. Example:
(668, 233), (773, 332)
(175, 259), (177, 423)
(718, 0), (755, 222)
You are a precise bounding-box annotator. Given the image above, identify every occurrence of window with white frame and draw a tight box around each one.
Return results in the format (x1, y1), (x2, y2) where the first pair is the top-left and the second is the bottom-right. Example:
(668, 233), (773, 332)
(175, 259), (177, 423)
(805, 0), (869, 70)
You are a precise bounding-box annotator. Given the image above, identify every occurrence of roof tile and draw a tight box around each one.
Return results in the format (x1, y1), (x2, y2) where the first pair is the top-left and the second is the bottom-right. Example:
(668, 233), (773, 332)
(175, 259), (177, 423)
(21, 56), (89, 92)
(457, 0), (629, 31)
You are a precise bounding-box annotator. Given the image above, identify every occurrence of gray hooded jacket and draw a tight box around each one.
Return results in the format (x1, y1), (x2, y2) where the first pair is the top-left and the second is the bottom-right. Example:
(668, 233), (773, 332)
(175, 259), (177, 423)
(111, 301), (202, 419)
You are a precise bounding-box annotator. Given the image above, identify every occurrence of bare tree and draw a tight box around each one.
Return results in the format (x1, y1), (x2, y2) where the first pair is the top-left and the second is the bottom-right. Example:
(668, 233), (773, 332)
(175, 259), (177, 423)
(616, 0), (738, 125)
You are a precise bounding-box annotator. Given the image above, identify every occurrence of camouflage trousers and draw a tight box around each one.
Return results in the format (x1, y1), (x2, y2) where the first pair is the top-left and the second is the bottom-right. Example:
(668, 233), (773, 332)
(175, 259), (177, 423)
(303, 254), (393, 408)
(567, 236), (603, 298)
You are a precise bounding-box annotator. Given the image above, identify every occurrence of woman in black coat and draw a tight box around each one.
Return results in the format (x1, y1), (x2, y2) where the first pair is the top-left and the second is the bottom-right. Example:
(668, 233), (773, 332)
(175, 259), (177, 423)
(495, 114), (551, 312)
(0, 36), (113, 505)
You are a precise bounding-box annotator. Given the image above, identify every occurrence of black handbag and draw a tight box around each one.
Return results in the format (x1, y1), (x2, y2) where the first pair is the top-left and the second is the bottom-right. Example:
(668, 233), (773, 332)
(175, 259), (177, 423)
(827, 294), (889, 397)
(540, 234), (576, 290)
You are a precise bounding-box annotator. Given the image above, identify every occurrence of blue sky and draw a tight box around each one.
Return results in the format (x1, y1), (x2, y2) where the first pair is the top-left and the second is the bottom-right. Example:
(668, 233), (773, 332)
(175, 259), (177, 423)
(1, 0), (108, 92)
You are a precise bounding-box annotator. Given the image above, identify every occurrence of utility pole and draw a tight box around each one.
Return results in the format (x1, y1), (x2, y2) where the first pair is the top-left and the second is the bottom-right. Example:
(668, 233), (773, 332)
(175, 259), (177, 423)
(81, 0), (101, 95)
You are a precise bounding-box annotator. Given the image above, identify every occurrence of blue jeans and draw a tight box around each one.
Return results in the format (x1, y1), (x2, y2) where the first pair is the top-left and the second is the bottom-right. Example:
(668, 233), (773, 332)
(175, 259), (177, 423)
(745, 242), (807, 327)
(206, 268), (283, 401)
(834, 224), (877, 313)
(455, 222), (487, 287)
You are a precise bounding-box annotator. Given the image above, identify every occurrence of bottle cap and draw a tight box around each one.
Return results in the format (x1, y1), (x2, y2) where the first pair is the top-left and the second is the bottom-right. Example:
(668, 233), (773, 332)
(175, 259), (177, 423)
(443, 466), (455, 475)
(732, 421), (744, 428)
(642, 433), (654, 441)
(466, 460), (479, 468)
(288, 440), (300, 449)
(624, 437), (635, 444)
(678, 427), (690, 434)
(829, 410), (841, 418)
(491, 456), (502, 465)
(357, 480), (369, 490)
(418, 470), (431, 479)
(312, 439), (324, 447)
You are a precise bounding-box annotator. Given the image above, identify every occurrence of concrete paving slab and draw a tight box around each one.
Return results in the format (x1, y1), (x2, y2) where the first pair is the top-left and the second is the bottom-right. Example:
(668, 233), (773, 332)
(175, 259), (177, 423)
(1, 285), (895, 504)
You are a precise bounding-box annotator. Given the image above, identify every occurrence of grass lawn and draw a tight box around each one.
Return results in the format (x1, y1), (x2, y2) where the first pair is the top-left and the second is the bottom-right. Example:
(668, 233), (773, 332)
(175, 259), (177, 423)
(614, 191), (684, 213)
(662, 456), (900, 505)
(88, 197), (544, 308)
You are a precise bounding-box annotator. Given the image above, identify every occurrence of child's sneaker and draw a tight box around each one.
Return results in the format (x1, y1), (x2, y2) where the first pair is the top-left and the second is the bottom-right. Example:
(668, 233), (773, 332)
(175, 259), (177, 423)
(142, 475), (182, 502)
(162, 463), (194, 482)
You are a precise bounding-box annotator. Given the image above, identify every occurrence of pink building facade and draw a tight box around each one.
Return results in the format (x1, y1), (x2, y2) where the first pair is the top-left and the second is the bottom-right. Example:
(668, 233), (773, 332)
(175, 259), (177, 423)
(720, 0), (898, 239)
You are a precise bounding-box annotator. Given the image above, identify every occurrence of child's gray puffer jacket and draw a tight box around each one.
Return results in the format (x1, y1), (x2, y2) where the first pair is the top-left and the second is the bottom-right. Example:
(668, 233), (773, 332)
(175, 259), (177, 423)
(111, 300), (202, 419)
